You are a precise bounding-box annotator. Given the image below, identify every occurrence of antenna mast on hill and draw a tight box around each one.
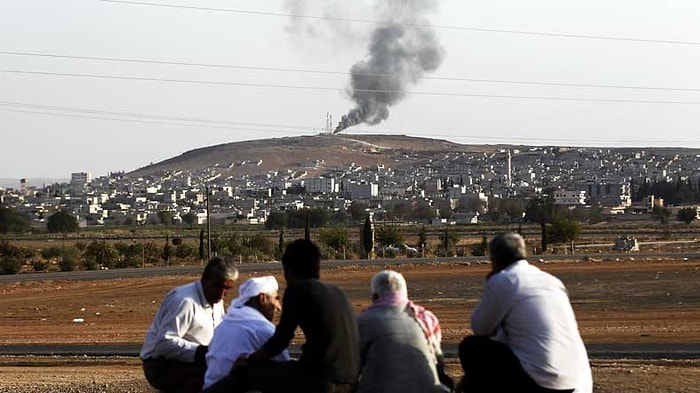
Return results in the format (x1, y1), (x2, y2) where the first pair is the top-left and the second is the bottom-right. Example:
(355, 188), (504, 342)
(325, 112), (334, 134)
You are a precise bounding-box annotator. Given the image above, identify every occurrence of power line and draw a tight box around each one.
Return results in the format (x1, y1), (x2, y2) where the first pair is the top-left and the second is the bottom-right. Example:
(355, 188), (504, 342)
(5, 107), (694, 146)
(99, 0), (700, 46)
(4, 68), (700, 105)
(0, 101), (317, 130)
(0, 107), (315, 135)
(2, 50), (699, 93)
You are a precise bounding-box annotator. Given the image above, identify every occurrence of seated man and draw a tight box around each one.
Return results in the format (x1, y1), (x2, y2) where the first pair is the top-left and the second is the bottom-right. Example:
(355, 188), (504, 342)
(203, 276), (290, 389)
(459, 233), (592, 393)
(205, 239), (360, 393)
(356, 270), (445, 393)
(140, 257), (238, 393)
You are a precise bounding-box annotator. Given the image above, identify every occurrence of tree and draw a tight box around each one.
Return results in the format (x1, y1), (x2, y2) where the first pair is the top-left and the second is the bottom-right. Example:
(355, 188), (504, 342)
(525, 195), (555, 253)
(438, 226), (460, 257)
(162, 235), (173, 265)
(0, 205), (31, 234)
(375, 225), (404, 247)
(547, 214), (581, 247)
(199, 229), (205, 262)
(265, 211), (288, 230)
(319, 228), (349, 258)
(349, 201), (369, 221)
(47, 210), (79, 234)
(304, 211), (311, 241)
(1, 256), (22, 275)
(278, 228), (285, 257)
(84, 240), (118, 269)
(115, 242), (144, 268)
(361, 215), (374, 259)
(181, 211), (197, 227)
(471, 236), (489, 256)
(677, 207), (698, 225)
(157, 210), (173, 225)
(417, 225), (428, 254)
(652, 206), (672, 225)
(175, 243), (196, 259)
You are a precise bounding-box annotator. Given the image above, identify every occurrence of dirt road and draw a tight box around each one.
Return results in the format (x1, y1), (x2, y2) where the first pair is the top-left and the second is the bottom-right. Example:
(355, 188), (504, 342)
(1, 256), (699, 392)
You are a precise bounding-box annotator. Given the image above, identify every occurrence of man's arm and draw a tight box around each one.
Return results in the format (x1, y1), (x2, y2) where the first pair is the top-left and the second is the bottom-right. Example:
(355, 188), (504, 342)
(470, 275), (513, 337)
(153, 296), (202, 361)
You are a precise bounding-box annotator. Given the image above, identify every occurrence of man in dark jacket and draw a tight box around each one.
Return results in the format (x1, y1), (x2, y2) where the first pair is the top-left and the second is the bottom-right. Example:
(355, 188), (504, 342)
(204, 239), (360, 393)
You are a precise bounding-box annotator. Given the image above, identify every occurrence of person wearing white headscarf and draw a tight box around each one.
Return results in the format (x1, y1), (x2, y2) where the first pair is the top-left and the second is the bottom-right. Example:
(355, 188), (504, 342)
(203, 276), (290, 390)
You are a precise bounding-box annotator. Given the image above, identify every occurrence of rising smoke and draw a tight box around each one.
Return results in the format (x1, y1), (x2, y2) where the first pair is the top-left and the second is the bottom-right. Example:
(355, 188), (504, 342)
(334, 0), (444, 133)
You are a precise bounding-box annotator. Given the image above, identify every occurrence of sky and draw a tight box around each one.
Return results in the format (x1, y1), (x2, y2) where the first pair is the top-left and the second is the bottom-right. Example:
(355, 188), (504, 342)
(2, 0), (700, 180)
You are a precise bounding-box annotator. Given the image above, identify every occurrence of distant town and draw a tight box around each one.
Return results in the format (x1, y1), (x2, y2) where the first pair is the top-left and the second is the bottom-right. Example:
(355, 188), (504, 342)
(2, 144), (700, 230)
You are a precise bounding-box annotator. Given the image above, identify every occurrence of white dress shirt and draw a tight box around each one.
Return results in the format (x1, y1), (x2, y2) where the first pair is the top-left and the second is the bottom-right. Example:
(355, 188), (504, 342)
(140, 280), (224, 362)
(203, 304), (290, 389)
(471, 260), (592, 392)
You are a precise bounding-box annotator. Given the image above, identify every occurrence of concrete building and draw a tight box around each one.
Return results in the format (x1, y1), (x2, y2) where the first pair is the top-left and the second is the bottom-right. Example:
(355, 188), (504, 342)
(553, 190), (587, 205)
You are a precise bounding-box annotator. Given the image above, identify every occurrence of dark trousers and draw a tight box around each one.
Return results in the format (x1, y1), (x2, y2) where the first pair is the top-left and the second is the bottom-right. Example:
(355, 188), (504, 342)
(458, 336), (574, 393)
(142, 357), (207, 393)
(202, 360), (355, 393)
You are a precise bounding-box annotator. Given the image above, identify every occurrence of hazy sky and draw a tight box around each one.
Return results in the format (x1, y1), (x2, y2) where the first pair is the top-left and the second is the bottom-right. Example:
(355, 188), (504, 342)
(2, 0), (700, 179)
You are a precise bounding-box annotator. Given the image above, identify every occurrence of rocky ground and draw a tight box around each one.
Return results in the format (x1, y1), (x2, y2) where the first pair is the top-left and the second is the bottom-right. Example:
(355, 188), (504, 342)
(1, 257), (699, 392)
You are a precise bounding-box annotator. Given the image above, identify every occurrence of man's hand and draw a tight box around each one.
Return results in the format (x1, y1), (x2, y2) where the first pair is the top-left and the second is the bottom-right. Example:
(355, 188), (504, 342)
(195, 345), (208, 363)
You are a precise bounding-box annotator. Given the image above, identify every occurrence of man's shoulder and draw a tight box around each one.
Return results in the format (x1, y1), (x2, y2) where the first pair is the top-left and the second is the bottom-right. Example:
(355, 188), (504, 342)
(164, 281), (200, 303)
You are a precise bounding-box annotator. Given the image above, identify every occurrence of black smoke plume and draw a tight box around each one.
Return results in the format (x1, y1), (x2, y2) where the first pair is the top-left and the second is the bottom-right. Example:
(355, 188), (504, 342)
(334, 0), (444, 133)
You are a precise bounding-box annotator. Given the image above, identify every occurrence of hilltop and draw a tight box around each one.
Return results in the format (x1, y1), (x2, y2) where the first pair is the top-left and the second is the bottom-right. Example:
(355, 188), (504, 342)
(128, 134), (508, 177)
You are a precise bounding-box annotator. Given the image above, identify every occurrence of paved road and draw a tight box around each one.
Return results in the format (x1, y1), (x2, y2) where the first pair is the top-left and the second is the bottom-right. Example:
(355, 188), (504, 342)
(1, 343), (698, 360)
(2, 252), (699, 284)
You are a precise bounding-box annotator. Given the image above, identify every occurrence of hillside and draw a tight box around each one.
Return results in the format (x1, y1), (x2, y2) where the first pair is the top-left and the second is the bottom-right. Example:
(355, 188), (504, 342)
(128, 134), (493, 177)
(128, 133), (700, 178)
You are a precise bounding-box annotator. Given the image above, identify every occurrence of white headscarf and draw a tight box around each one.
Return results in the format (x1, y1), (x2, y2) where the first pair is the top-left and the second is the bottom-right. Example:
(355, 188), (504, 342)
(231, 276), (279, 308)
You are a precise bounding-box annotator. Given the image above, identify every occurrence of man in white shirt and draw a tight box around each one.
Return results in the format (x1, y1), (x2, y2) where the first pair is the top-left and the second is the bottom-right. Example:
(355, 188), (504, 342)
(459, 233), (592, 393)
(140, 257), (238, 393)
(203, 276), (290, 390)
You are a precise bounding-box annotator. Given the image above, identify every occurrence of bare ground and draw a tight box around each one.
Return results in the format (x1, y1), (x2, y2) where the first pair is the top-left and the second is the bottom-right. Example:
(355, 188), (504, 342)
(1, 257), (699, 392)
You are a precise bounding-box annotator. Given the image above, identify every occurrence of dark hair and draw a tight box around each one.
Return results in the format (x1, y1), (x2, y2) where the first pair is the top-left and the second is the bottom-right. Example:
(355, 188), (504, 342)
(282, 239), (321, 280)
(202, 256), (239, 282)
(489, 233), (527, 268)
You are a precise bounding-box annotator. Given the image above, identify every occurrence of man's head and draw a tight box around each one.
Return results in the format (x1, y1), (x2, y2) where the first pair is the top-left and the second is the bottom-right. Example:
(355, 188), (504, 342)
(233, 276), (281, 322)
(488, 233), (527, 272)
(201, 257), (238, 305)
(281, 239), (321, 284)
(370, 270), (408, 302)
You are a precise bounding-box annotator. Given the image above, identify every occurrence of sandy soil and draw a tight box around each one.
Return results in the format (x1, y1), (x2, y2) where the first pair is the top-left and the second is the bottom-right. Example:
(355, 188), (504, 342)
(1, 257), (699, 392)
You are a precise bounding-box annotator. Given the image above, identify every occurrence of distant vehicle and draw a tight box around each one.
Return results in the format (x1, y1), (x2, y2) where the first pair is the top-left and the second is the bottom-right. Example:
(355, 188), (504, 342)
(401, 244), (419, 254)
(376, 244), (419, 256)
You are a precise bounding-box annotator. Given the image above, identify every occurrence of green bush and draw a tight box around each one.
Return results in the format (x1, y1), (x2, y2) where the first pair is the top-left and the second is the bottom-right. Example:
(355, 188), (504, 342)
(0, 257), (22, 275)
(33, 260), (48, 271)
(59, 254), (77, 272)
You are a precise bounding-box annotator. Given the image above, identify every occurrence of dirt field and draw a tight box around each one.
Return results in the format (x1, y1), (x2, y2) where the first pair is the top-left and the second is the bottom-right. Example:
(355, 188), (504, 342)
(1, 257), (699, 392)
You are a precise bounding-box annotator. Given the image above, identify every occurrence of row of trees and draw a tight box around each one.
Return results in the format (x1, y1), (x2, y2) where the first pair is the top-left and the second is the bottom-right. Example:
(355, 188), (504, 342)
(633, 177), (700, 205)
(0, 206), (80, 235)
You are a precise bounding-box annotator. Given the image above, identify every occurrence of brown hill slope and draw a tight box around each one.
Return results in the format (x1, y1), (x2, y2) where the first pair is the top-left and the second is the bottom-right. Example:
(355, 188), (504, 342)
(129, 134), (493, 177)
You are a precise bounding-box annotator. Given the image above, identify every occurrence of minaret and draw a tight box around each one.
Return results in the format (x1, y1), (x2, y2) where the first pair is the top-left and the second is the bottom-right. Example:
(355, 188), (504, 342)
(507, 150), (512, 187)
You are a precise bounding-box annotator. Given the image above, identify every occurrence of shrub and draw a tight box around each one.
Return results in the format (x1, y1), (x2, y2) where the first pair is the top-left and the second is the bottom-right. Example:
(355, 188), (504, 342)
(0, 257), (22, 275)
(33, 260), (48, 271)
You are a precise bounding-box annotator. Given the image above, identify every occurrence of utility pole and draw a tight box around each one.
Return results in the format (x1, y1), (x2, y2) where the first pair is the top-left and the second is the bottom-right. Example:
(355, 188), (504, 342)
(206, 185), (211, 261)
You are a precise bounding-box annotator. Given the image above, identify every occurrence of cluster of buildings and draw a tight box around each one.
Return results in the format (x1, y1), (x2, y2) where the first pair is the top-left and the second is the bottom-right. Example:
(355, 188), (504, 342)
(2, 145), (700, 229)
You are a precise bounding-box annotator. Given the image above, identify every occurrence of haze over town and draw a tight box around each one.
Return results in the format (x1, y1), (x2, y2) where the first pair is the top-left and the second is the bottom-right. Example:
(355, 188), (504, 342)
(2, 0), (700, 179)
